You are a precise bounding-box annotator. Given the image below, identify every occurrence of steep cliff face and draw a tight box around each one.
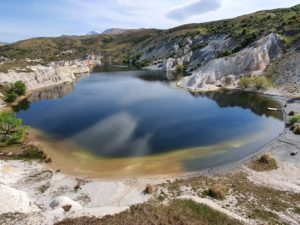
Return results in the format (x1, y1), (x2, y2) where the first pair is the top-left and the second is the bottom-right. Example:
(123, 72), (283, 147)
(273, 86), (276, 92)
(0, 55), (102, 91)
(142, 34), (238, 72)
(178, 33), (284, 90)
(267, 47), (300, 95)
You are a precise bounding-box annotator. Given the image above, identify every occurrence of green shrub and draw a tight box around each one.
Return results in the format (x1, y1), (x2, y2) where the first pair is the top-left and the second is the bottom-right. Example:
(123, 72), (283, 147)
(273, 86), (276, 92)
(238, 77), (252, 88)
(5, 92), (18, 103)
(176, 64), (185, 72)
(4, 81), (27, 103)
(290, 114), (300, 125)
(238, 76), (270, 90)
(12, 81), (26, 96)
(191, 42), (208, 51)
(253, 76), (269, 90)
(0, 112), (26, 145)
(217, 49), (232, 58)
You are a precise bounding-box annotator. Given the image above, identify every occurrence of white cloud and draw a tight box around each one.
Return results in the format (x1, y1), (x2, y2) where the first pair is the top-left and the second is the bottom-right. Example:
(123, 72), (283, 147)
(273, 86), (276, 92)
(0, 0), (299, 42)
(167, 0), (222, 21)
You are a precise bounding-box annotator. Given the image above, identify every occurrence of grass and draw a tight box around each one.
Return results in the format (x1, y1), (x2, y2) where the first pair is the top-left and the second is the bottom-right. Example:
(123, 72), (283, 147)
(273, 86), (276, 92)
(250, 154), (278, 172)
(55, 199), (242, 225)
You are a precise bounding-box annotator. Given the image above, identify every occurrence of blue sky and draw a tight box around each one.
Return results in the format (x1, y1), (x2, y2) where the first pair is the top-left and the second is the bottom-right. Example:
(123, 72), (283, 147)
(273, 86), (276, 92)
(1, 0), (299, 42)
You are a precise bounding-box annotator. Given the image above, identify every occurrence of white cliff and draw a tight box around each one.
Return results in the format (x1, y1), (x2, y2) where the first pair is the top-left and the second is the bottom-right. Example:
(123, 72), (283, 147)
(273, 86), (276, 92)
(0, 55), (102, 91)
(178, 33), (284, 90)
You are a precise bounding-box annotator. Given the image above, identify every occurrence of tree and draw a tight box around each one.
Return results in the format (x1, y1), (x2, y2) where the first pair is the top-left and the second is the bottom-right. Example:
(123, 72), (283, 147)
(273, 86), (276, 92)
(5, 92), (18, 103)
(0, 112), (25, 145)
(4, 81), (27, 103)
(11, 81), (26, 96)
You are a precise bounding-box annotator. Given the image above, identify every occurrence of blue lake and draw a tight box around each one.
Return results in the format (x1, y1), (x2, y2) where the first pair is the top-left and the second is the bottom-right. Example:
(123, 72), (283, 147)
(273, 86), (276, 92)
(14, 69), (284, 176)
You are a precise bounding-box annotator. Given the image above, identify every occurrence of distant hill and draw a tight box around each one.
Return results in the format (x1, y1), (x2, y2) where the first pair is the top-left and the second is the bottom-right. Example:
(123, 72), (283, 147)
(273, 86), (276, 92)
(0, 42), (7, 46)
(86, 31), (101, 35)
(101, 28), (128, 35)
(86, 28), (141, 35)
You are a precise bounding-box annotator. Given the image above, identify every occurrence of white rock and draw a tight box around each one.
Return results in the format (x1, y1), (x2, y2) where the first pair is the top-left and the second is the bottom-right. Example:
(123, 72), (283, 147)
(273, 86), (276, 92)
(0, 55), (102, 91)
(0, 184), (38, 214)
(179, 33), (284, 90)
(49, 196), (82, 211)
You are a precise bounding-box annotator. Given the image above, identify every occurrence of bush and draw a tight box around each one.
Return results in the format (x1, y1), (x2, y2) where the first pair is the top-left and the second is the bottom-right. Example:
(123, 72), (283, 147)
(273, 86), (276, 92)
(290, 114), (300, 124)
(250, 154), (278, 171)
(290, 123), (300, 134)
(176, 64), (185, 72)
(4, 81), (27, 103)
(144, 184), (156, 194)
(191, 42), (208, 51)
(238, 77), (252, 88)
(12, 81), (26, 96)
(217, 49), (232, 58)
(0, 112), (26, 145)
(238, 76), (270, 90)
(5, 92), (18, 103)
(205, 185), (226, 200)
(253, 76), (269, 90)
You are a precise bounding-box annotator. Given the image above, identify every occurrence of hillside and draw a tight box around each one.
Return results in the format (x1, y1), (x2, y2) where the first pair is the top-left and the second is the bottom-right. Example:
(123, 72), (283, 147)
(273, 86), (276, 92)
(0, 4), (299, 64)
(0, 4), (299, 94)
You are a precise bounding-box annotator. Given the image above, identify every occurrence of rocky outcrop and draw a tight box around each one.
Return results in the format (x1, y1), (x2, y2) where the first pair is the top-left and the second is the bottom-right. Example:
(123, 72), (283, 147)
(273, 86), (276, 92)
(178, 33), (284, 91)
(268, 48), (300, 95)
(141, 34), (238, 72)
(0, 55), (102, 91)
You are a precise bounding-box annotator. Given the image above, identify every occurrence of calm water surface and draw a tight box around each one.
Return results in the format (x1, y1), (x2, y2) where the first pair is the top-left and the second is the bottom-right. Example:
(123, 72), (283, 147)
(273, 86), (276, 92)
(15, 68), (284, 176)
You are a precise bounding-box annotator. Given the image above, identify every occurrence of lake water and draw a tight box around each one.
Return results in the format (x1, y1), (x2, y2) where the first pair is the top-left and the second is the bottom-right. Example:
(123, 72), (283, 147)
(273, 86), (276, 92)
(15, 69), (284, 177)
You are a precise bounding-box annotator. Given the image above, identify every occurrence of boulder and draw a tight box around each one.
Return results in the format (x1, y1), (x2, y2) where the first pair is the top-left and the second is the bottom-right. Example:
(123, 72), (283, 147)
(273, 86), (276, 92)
(49, 196), (82, 212)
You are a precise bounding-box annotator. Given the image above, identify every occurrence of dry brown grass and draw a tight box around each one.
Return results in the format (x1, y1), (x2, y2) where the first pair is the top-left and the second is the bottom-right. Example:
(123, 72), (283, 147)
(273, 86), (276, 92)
(290, 123), (300, 134)
(55, 199), (242, 225)
(205, 185), (226, 200)
(144, 184), (156, 194)
(250, 154), (278, 172)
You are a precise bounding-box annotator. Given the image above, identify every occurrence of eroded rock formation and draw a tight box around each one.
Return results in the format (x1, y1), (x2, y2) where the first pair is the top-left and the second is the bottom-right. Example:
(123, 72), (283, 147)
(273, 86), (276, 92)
(0, 55), (102, 91)
(178, 33), (284, 90)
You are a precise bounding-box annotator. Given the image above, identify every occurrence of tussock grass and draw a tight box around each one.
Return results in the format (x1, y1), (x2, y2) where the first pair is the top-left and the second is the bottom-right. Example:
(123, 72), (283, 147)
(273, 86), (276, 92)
(204, 185), (226, 200)
(250, 154), (278, 171)
(144, 184), (156, 194)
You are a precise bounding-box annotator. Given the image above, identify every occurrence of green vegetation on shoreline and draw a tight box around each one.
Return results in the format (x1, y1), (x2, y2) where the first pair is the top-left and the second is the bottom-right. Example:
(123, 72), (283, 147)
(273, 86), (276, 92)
(0, 112), (26, 146)
(3, 80), (27, 103)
